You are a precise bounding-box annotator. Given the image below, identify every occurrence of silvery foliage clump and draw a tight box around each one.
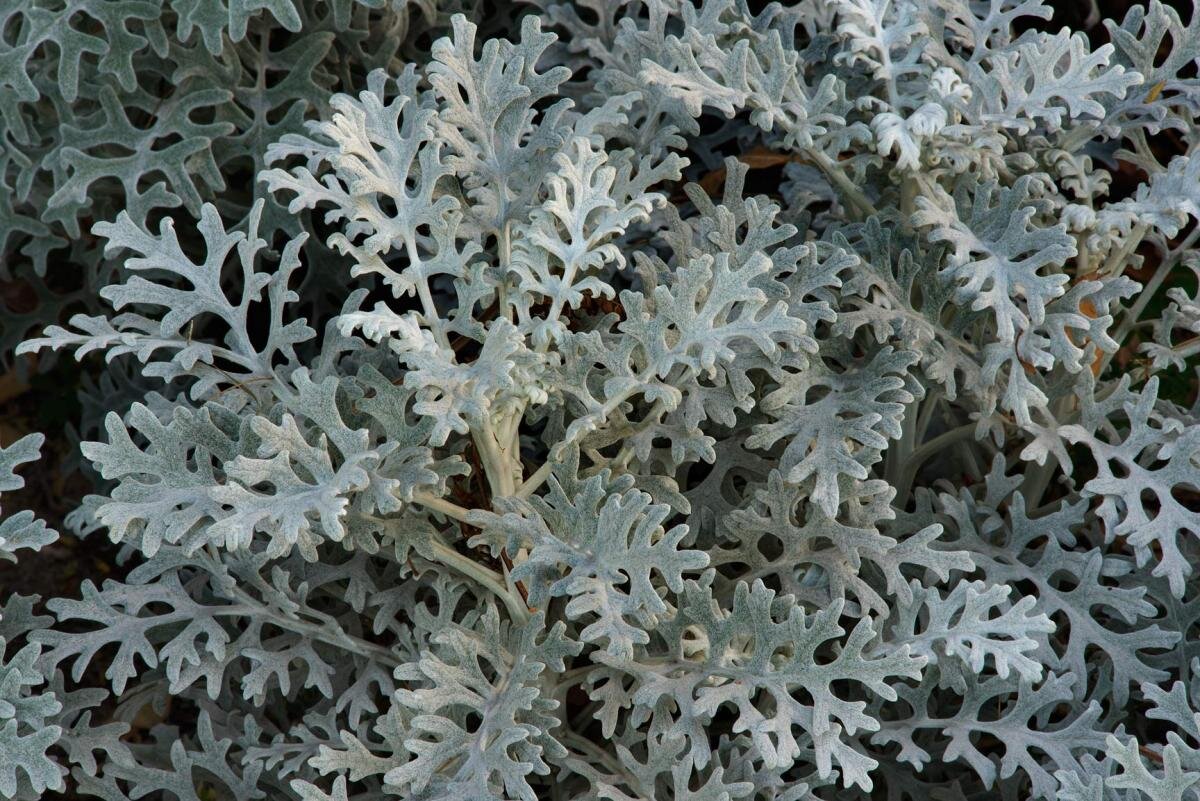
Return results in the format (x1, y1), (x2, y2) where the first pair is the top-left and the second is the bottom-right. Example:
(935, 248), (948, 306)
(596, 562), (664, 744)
(0, 0), (474, 369)
(5, 0), (1200, 798)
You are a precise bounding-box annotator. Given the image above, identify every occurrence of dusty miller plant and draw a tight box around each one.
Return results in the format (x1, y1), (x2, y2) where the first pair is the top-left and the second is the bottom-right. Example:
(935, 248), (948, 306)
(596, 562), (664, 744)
(4, 0), (1200, 799)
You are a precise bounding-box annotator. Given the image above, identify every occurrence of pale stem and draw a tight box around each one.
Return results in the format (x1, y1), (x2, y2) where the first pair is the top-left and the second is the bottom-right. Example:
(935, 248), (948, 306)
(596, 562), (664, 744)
(894, 422), (983, 506)
(473, 420), (517, 498)
(1021, 385), (1084, 507)
(914, 389), (942, 445)
(1075, 232), (1092, 276)
(221, 585), (399, 665)
(559, 731), (635, 789)
(517, 371), (652, 499)
(1100, 223), (1149, 278)
(885, 395), (921, 491)
(554, 664), (596, 689)
(499, 220), (514, 324)
(517, 455), (555, 501)
(1154, 336), (1200, 365)
(370, 512), (530, 623)
(535, 247), (589, 356)
(426, 538), (531, 626)
(900, 175), (918, 231)
(412, 493), (476, 524)
(405, 238), (452, 350)
(612, 398), (668, 472)
(1099, 225), (1200, 376)
(808, 150), (878, 218)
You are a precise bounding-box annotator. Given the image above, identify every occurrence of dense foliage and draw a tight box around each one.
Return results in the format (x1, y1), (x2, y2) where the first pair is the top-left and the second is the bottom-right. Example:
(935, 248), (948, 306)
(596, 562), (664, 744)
(4, 0), (1200, 799)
